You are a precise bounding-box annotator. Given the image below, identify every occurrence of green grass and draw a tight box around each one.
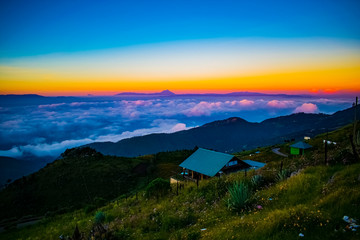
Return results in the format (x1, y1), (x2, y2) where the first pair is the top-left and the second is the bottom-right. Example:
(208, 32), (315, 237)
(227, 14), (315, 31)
(2, 163), (359, 240)
(1, 124), (360, 239)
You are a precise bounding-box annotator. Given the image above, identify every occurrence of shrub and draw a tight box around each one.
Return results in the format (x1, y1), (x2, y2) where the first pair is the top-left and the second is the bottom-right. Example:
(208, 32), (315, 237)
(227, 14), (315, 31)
(94, 197), (106, 207)
(187, 230), (201, 240)
(84, 204), (96, 214)
(113, 228), (131, 240)
(227, 181), (252, 212)
(251, 175), (264, 189)
(145, 178), (171, 199)
(94, 211), (106, 224)
(276, 169), (291, 182)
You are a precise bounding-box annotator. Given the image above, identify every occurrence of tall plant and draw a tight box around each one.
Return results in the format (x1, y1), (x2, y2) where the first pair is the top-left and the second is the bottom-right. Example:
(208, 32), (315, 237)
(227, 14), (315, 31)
(227, 181), (251, 212)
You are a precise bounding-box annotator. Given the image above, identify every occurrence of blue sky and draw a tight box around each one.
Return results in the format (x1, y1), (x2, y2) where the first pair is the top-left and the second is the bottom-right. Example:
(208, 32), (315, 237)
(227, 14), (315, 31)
(1, 0), (360, 57)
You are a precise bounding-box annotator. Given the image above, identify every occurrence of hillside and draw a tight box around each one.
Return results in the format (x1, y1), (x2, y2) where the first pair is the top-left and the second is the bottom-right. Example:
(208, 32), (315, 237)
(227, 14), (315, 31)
(1, 122), (359, 239)
(87, 106), (357, 157)
(0, 147), (193, 221)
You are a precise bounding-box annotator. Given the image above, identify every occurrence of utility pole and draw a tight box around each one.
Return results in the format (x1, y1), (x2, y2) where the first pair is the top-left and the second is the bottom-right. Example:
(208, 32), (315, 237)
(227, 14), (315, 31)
(350, 97), (360, 162)
(325, 131), (328, 166)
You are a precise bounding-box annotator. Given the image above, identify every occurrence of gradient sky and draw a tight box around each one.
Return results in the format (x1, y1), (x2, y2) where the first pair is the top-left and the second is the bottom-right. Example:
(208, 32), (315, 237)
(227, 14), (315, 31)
(1, 0), (360, 95)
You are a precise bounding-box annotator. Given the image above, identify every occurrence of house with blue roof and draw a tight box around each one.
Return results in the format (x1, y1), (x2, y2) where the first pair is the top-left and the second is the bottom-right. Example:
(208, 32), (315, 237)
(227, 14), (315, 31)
(290, 141), (312, 155)
(179, 148), (266, 180)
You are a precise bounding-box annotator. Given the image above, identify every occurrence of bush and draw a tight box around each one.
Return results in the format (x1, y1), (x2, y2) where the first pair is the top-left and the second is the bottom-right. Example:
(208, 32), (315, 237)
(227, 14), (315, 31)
(187, 230), (201, 240)
(199, 177), (229, 202)
(145, 178), (171, 199)
(84, 204), (96, 214)
(276, 169), (291, 182)
(251, 175), (264, 189)
(113, 228), (131, 239)
(94, 197), (106, 207)
(94, 211), (106, 224)
(227, 181), (252, 212)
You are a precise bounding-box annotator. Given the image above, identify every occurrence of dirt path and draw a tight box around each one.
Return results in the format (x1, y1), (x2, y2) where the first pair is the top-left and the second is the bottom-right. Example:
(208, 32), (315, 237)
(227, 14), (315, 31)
(272, 148), (288, 157)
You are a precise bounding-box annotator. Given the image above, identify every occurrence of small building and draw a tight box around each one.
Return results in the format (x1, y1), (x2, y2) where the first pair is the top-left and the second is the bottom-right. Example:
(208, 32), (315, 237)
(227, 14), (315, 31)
(290, 141), (312, 155)
(304, 136), (311, 140)
(242, 160), (266, 170)
(179, 148), (265, 180)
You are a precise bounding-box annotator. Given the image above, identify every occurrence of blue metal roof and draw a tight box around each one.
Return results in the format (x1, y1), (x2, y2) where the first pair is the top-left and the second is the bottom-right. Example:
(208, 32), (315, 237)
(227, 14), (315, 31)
(290, 141), (312, 149)
(242, 160), (266, 170)
(179, 148), (236, 177)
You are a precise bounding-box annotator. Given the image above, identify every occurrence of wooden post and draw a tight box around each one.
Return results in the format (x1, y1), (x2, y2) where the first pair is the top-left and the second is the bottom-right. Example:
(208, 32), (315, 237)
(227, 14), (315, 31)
(176, 180), (179, 196)
(196, 175), (199, 188)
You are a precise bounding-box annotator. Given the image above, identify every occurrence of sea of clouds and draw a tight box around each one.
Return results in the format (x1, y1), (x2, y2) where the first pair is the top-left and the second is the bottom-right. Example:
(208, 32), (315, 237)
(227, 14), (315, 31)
(0, 95), (353, 159)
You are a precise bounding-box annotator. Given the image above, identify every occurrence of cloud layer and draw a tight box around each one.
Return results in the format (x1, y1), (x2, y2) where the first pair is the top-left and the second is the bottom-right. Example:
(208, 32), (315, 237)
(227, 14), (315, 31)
(0, 95), (352, 158)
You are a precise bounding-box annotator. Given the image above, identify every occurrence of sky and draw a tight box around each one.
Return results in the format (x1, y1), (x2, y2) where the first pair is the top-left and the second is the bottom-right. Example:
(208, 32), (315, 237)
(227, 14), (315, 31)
(1, 0), (360, 95)
(0, 0), (360, 159)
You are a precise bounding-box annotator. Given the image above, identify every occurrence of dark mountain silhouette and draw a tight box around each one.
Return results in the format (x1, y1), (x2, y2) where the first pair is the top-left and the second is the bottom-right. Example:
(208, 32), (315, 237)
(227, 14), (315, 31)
(0, 157), (47, 187)
(116, 90), (176, 96)
(86, 106), (357, 157)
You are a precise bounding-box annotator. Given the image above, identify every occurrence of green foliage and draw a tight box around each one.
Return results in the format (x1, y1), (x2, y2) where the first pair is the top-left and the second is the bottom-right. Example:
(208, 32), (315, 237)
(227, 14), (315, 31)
(276, 169), (291, 182)
(227, 181), (252, 212)
(94, 197), (106, 207)
(84, 204), (96, 214)
(187, 230), (201, 240)
(94, 211), (105, 224)
(0, 148), (141, 220)
(113, 228), (131, 239)
(161, 209), (196, 231)
(2, 124), (360, 240)
(198, 176), (229, 202)
(250, 175), (264, 189)
(145, 178), (171, 199)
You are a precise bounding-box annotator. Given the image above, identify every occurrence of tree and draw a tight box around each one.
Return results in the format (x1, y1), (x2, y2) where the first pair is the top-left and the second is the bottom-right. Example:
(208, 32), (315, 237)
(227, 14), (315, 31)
(145, 178), (171, 199)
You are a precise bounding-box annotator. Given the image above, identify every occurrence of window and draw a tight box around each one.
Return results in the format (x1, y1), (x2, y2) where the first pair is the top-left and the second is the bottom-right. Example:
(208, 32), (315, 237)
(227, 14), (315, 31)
(226, 160), (238, 167)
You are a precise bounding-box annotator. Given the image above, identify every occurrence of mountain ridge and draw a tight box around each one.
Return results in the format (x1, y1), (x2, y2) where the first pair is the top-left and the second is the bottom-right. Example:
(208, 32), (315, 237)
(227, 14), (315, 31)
(86, 106), (357, 157)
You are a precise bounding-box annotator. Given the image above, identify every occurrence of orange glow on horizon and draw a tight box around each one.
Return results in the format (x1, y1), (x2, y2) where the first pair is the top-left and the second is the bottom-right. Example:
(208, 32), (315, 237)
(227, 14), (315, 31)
(1, 64), (359, 96)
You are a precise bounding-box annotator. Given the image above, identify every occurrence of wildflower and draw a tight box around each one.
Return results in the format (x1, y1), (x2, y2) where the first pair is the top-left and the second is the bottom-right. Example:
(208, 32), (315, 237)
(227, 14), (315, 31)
(299, 233), (304, 237)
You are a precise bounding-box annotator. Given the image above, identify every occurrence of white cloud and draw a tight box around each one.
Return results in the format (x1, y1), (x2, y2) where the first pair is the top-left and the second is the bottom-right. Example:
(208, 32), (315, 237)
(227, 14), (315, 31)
(267, 100), (295, 108)
(293, 103), (319, 113)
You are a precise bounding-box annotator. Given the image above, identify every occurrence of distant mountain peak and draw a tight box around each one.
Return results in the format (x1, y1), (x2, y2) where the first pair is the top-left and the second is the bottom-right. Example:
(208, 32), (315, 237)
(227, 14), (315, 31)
(159, 90), (175, 95)
(116, 90), (175, 96)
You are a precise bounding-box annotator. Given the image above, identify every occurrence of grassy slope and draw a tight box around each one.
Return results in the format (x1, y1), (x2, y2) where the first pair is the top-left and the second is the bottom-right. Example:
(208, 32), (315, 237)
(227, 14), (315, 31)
(0, 148), (192, 221)
(1, 125), (360, 240)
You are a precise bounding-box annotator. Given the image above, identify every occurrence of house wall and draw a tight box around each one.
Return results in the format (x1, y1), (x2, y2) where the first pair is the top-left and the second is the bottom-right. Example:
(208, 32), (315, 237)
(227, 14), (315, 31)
(291, 147), (300, 155)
